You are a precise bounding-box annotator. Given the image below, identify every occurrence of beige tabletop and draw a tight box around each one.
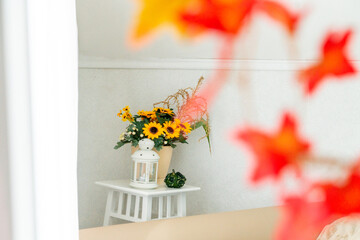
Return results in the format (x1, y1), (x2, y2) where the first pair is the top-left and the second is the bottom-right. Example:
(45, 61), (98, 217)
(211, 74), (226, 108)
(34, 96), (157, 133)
(80, 206), (279, 240)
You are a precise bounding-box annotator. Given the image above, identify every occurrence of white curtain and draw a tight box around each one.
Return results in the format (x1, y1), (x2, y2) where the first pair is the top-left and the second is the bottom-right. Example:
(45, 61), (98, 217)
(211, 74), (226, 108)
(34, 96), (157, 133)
(1, 0), (79, 240)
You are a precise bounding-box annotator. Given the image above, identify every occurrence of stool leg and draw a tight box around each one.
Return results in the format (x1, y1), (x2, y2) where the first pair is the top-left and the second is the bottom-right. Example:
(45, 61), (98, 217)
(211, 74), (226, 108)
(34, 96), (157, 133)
(134, 195), (140, 220)
(103, 190), (114, 226)
(166, 196), (171, 218)
(141, 196), (152, 221)
(117, 192), (124, 215)
(177, 193), (186, 217)
(158, 196), (163, 219)
(125, 193), (132, 217)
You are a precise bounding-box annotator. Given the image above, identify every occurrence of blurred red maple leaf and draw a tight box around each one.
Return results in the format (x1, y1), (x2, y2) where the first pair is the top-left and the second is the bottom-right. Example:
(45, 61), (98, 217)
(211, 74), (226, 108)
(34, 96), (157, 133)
(234, 112), (310, 182)
(320, 162), (360, 216)
(275, 196), (331, 240)
(180, 0), (258, 35)
(257, 0), (301, 35)
(179, 0), (301, 36)
(276, 160), (360, 240)
(299, 29), (357, 94)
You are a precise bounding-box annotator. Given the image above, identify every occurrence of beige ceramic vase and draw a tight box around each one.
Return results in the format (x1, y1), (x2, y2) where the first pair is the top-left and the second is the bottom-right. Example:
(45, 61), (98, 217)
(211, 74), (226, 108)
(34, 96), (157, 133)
(131, 146), (173, 182)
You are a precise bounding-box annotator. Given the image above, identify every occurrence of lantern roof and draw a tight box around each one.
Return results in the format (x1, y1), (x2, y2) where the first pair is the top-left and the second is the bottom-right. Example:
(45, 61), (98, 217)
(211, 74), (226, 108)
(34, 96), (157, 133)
(131, 139), (160, 161)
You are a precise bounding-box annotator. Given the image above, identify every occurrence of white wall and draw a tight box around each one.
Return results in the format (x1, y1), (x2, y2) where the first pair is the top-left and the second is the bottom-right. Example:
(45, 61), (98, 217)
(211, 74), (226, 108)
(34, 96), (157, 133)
(77, 0), (360, 229)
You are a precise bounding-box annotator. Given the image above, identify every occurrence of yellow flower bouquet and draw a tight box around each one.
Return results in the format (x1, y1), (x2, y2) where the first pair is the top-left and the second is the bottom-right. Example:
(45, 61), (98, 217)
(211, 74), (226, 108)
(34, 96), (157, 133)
(115, 106), (193, 151)
(114, 77), (210, 151)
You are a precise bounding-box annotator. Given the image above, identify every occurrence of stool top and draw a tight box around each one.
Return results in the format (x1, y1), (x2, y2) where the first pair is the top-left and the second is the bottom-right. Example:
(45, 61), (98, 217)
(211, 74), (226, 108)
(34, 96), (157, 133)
(95, 179), (200, 196)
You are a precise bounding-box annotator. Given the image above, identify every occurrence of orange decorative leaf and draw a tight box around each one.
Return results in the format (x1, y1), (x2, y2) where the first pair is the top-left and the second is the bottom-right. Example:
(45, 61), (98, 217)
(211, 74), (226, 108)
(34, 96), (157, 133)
(180, 0), (258, 35)
(131, 0), (303, 43)
(258, 0), (301, 35)
(299, 30), (357, 94)
(320, 163), (360, 216)
(275, 196), (331, 240)
(177, 95), (208, 124)
(276, 160), (360, 240)
(234, 112), (310, 182)
(131, 0), (194, 42)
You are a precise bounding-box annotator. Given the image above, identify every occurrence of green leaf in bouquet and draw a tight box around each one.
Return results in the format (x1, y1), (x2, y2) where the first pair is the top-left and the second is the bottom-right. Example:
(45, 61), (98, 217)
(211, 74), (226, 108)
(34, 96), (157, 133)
(154, 144), (163, 151)
(190, 118), (211, 153)
(179, 134), (188, 144)
(131, 140), (139, 147)
(114, 141), (126, 149)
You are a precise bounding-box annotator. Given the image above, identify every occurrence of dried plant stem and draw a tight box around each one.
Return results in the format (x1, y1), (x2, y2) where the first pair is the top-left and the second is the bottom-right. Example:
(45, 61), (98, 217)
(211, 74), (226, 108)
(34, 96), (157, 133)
(153, 76), (205, 112)
(153, 76), (211, 152)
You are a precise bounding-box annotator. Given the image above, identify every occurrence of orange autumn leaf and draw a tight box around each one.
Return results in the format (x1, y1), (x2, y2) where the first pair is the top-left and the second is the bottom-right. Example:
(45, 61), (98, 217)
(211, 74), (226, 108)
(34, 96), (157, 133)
(275, 196), (331, 240)
(131, 0), (195, 42)
(180, 0), (258, 35)
(299, 29), (357, 94)
(234, 112), (310, 182)
(257, 0), (301, 35)
(319, 162), (360, 216)
(276, 160), (360, 240)
(131, 0), (303, 42)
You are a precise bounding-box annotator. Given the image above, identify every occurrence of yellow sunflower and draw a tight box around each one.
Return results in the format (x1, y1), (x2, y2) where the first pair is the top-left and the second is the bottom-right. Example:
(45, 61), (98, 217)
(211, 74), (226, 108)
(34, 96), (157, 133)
(117, 110), (122, 117)
(153, 107), (164, 113)
(123, 106), (130, 112)
(121, 112), (134, 122)
(137, 110), (150, 120)
(162, 108), (174, 116)
(145, 111), (157, 121)
(145, 111), (155, 116)
(121, 114), (127, 121)
(175, 119), (192, 134)
(143, 122), (164, 139)
(163, 121), (180, 139)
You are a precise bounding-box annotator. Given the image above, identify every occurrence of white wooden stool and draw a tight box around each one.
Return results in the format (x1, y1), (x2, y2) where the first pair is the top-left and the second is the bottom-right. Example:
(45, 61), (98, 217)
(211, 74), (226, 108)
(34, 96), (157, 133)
(96, 179), (200, 225)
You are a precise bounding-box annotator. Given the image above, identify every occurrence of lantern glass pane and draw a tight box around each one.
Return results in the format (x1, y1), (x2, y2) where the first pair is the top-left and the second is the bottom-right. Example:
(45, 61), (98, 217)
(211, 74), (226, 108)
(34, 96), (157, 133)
(149, 163), (157, 183)
(136, 162), (146, 182)
(131, 161), (135, 181)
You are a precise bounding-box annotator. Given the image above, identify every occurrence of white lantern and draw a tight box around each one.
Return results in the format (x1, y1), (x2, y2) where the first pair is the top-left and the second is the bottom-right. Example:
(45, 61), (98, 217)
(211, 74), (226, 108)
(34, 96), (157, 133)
(130, 139), (159, 189)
